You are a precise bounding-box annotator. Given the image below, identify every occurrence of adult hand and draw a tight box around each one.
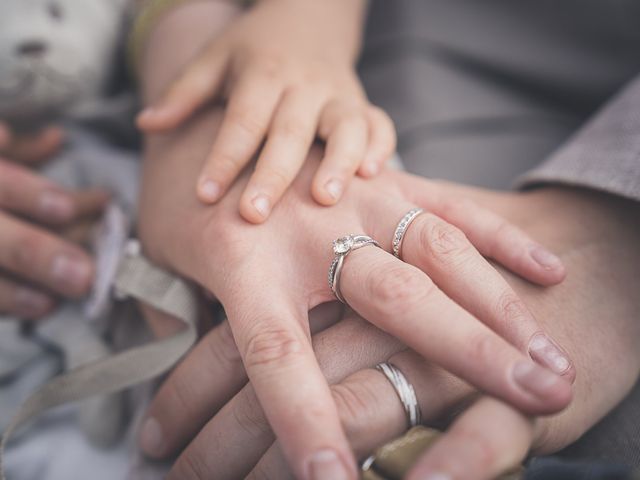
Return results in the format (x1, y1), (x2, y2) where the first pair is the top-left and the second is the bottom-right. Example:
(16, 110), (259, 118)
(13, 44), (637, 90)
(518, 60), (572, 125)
(138, 105), (574, 479)
(0, 122), (65, 165)
(0, 158), (108, 318)
(142, 186), (640, 480)
(137, 7), (573, 477)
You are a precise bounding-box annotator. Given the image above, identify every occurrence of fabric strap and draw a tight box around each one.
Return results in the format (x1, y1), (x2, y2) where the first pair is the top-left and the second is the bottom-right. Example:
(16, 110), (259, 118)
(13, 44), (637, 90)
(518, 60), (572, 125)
(0, 246), (198, 480)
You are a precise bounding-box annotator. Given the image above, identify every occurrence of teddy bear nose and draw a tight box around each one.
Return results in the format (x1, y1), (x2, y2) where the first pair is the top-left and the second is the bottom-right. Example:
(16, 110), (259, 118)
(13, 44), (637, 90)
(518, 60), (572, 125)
(15, 40), (48, 58)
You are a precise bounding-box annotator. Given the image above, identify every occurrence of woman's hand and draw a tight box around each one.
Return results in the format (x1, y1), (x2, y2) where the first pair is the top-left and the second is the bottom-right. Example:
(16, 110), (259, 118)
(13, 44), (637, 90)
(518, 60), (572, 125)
(142, 186), (640, 480)
(0, 158), (108, 318)
(138, 104), (574, 478)
(137, 0), (395, 222)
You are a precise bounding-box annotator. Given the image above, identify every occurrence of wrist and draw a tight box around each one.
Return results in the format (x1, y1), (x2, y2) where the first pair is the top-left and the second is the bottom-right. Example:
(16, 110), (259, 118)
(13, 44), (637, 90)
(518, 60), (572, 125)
(138, 1), (240, 103)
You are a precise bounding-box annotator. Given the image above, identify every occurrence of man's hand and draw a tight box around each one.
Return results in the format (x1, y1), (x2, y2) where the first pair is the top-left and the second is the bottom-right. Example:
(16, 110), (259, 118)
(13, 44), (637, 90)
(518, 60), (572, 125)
(0, 158), (108, 318)
(0, 122), (65, 165)
(141, 184), (640, 480)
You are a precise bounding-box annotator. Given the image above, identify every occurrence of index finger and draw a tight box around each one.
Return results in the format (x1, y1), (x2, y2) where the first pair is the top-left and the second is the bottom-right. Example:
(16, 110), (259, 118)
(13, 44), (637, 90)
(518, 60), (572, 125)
(221, 289), (358, 480)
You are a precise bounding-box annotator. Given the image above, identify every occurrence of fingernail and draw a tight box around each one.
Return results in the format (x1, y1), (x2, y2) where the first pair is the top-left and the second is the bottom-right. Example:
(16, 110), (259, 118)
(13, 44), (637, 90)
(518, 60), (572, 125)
(198, 179), (221, 203)
(15, 288), (52, 316)
(51, 254), (92, 291)
(139, 417), (164, 457)
(528, 333), (571, 375)
(530, 245), (562, 270)
(307, 450), (351, 480)
(512, 361), (563, 398)
(251, 194), (271, 218)
(324, 178), (343, 200)
(39, 190), (74, 220)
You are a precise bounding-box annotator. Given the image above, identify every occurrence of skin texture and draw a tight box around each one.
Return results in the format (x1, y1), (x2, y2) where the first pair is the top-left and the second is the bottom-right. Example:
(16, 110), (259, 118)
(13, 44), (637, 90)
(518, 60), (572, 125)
(137, 0), (396, 223)
(140, 161), (640, 479)
(137, 2), (639, 479)
(135, 4), (586, 479)
(0, 131), (107, 319)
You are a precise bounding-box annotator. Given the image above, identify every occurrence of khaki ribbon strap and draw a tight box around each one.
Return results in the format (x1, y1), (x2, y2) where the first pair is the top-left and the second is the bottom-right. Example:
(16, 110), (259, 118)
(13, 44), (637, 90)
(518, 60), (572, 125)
(0, 246), (198, 480)
(361, 426), (524, 480)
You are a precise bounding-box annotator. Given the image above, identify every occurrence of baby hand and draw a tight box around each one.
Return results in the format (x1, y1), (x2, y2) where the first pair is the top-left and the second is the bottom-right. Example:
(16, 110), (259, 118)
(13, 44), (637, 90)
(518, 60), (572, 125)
(137, 0), (396, 223)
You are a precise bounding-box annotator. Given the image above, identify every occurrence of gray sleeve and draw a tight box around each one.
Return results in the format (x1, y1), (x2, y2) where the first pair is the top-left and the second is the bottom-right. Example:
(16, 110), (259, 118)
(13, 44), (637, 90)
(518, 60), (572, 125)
(516, 76), (640, 201)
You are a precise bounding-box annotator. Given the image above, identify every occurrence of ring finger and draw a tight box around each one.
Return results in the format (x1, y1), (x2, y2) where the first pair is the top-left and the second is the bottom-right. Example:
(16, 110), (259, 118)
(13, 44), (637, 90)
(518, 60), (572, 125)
(248, 349), (474, 478)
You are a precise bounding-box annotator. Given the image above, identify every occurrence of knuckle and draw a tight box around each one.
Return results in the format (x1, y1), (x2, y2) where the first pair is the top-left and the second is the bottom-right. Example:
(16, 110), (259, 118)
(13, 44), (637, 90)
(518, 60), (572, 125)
(242, 326), (306, 370)
(367, 264), (433, 316)
(232, 389), (270, 437)
(210, 150), (243, 177)
(227, 109), (265, 138)
(466, 333), (498, 368)
(496, 292), (528, 324)
(175, 451), (209, 480)
(450, 426), (498, 470)
(420, 217), (472, 266)
(256, 54), (286, 79)
(275, 120), (310, 144)
(257, 164), (294, 192)
(331, 379), (379, 435)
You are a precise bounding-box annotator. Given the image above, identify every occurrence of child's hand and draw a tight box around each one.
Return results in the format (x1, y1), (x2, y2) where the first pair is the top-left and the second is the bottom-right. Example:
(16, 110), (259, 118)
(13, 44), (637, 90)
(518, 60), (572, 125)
(137, 0), (396, 223)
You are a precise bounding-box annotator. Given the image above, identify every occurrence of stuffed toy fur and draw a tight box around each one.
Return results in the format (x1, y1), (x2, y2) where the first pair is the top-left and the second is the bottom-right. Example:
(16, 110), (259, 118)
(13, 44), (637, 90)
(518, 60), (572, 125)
(0, 0), (141, 448)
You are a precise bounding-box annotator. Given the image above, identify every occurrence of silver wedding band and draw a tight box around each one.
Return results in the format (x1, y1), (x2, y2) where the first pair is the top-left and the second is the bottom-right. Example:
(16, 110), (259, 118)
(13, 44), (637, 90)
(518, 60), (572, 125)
(392, 208), (424, 259)
(376, 362), (422, 428)
(329, 234), (379, 303)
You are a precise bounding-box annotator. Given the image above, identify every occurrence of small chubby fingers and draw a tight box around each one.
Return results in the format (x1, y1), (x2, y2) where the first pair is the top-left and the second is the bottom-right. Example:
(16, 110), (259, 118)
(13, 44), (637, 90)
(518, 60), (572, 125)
(137, 42), (229, 132)
(407, 397), (534, 480)
(311, 100), (369, 206)
(359, 106), (396, 177)
(196, 69), (284, 204)
(239, 89), (324, 223)
(0, 275), (54, 319)
(0, 212), (94, 298)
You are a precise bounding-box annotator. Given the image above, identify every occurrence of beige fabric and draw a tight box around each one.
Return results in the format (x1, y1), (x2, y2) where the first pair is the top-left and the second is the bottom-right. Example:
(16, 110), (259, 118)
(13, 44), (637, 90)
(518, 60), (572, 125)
(0, 247), (198, 480)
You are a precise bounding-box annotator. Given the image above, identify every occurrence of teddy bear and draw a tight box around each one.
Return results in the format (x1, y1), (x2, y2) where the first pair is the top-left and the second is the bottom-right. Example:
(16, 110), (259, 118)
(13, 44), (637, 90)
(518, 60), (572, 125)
(0, 0), (141, 449)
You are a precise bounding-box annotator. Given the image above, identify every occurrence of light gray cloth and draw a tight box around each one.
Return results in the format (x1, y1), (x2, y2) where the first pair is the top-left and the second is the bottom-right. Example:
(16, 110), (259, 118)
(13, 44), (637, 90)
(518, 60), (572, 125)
(361, 0), (640, 466)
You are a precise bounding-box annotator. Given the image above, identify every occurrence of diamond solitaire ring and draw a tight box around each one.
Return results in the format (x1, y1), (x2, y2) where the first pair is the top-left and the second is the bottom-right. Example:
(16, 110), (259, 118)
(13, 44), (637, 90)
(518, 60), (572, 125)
(328, 235), (379, 303)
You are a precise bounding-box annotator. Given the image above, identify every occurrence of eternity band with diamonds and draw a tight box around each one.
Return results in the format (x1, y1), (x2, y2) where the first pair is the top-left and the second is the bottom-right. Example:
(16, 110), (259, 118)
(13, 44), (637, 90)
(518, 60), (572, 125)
(329, 234), (380, 303)
(392, 208), (424, 259)
(376, 362), (422, 428)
